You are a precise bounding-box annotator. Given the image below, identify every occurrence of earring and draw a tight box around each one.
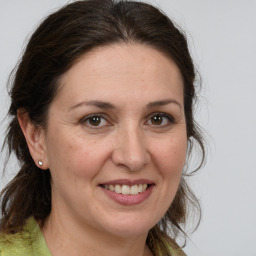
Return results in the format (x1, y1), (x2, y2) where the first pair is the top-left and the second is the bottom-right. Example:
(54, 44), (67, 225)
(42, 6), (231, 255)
(38, 160), (43, 166)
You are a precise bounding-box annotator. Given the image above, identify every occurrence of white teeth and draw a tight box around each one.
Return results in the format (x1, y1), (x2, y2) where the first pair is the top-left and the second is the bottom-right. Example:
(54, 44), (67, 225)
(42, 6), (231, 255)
(130, 185), (138, 195)
(115, 184), (122, 194)
(104, 184), (148, 195)
(122, 185), (130, 195)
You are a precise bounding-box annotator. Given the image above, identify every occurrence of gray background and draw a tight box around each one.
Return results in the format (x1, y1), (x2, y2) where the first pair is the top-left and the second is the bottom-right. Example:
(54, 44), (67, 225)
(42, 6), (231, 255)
(1, 1), (256, 255)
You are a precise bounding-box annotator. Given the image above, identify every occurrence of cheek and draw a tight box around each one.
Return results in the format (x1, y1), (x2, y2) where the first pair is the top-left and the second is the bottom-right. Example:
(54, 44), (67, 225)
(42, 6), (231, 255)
(146, 136), (187, 220)
(46, 130), (109, 181)
(46, 136), (102, 203)
(153, 136), (187, 175)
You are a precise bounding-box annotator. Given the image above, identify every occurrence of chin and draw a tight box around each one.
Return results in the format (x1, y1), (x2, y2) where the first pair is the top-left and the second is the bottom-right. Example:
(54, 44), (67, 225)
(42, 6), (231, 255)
(98, 214), (158, 239)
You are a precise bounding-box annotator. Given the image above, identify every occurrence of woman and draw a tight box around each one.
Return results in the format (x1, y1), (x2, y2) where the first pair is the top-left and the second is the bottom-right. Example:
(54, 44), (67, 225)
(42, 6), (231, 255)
(0, 0), (205, 255)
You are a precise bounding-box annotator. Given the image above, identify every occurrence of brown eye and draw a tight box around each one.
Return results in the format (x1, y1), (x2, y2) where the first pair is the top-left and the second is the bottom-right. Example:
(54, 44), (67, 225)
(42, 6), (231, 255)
(147, 113), (173, 127)
(151, 115), (164, 125)
(82, 115), (108, 128)
(88, 116), (102, 126)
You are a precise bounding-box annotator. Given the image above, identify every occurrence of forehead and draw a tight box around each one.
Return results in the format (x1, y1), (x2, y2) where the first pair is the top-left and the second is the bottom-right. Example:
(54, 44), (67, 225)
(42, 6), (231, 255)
(53, 43), (184, 109)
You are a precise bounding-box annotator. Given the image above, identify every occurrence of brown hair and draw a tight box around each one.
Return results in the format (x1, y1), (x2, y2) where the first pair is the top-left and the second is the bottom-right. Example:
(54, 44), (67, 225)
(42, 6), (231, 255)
(1, 0), (205, 254)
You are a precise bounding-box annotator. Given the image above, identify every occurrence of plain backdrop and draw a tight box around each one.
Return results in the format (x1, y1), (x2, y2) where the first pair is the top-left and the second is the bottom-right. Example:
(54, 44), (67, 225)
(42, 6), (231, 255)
(0, 1), (256, 255)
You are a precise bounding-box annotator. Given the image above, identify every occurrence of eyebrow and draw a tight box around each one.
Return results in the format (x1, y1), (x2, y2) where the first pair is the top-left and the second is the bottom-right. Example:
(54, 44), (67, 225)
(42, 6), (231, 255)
(146, 99), (182, 109)
(69, 98), (182, 111)
(69, 100), (115, 111)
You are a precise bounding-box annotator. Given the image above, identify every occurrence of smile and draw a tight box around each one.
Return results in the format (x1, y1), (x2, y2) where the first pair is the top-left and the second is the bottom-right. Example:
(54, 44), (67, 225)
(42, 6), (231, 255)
(99, 179), (154, 205)
(102, 184), (148, 195)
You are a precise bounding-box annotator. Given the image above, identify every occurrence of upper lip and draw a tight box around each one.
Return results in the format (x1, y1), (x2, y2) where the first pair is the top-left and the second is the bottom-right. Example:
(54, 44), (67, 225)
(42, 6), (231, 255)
(99, 179), (154, 186)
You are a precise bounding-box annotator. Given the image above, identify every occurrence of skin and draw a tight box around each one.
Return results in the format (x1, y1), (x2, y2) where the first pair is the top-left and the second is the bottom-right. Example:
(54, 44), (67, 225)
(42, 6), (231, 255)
(18, 44), (187, 256)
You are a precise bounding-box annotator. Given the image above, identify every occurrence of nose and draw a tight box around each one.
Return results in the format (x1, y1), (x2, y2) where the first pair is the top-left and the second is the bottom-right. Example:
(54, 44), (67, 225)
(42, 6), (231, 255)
(111, 126), (151, 172)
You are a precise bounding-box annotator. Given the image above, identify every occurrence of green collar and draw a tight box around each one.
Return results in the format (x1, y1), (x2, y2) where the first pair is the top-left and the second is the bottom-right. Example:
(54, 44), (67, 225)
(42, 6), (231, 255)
(0, 217), (51, 256)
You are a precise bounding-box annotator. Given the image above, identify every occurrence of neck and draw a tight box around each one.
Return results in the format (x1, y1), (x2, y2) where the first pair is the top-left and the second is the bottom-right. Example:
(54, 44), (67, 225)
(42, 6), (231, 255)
(42, 208), (152, 256)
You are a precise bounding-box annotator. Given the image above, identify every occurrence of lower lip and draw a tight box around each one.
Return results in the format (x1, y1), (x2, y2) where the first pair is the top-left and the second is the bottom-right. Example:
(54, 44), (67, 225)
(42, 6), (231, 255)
(100, 185), (154, 206)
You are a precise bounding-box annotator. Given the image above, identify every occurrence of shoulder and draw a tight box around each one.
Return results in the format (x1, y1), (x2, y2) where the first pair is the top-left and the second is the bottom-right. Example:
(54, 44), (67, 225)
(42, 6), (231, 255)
(0, 224), (33, 255)
(0, 217), (50, 256)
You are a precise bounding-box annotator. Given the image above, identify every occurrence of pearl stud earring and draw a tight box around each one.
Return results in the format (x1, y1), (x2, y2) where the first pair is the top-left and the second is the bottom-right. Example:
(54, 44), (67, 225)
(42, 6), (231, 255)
(38, 161), (43, 166)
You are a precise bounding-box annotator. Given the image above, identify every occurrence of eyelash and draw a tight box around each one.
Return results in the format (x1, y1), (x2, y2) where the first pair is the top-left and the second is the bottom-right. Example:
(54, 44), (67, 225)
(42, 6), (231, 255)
(80, 114), (110, 128)
(80, 112), (175, 129)
(146, 112), (175, 127)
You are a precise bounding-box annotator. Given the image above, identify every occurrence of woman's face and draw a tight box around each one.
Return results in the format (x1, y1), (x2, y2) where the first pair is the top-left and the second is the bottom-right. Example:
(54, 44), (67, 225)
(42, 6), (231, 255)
(41, 44), (187, 238)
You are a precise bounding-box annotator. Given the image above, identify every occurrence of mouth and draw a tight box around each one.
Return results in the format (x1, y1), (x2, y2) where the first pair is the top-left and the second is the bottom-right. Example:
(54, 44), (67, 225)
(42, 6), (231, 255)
(99, 180), (154, 205)
(99, 183), (152, 195)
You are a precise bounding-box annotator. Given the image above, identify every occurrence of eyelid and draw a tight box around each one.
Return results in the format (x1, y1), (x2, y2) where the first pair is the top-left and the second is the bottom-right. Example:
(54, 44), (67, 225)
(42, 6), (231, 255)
(80, 113), (111, 128)
(145, 112), (175, 126)
(79, 112), (175, 129)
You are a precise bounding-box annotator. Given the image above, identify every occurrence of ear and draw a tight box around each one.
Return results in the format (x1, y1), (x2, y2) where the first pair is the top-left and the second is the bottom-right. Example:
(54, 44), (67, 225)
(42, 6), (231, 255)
(17, 109), (49, 170)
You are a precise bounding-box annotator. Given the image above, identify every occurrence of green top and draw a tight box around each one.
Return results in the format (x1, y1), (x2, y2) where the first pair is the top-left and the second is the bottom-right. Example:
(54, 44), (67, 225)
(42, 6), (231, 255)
(0, 217), (51, 256)
(0, 217), (183, 256)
